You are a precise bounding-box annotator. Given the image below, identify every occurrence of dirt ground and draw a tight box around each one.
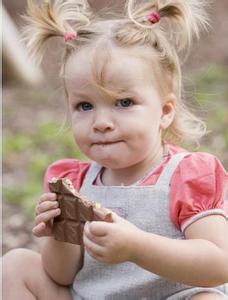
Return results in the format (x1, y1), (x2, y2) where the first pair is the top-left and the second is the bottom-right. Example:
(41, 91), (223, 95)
(3, 0), (228, 255)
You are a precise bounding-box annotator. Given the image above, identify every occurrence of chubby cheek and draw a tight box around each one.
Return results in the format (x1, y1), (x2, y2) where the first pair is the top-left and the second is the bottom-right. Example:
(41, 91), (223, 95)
(130, 121), (159, 144)
(129, 126), (161, 157)
(72, 125), (90, 155)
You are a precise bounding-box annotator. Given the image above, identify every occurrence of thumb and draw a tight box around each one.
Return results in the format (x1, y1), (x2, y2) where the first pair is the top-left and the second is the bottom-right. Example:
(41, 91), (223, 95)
(109, 211), (123, 223)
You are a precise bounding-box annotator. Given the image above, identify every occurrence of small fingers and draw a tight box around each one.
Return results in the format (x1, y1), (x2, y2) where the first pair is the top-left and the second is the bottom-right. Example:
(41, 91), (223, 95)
(35, 200), (59, 216)
(35, 208), (61, 225)
(33, 193), (60, 237)
(32, 222), (46, 237)
(84, 222), (95, 241)
(84, 222), (107, 247)
(39, 193), (57, 204)
(32, 222), (52, 237)
(35, 193), (58, 216)
(83, 233), (105, 259)
(86, 221), (109, 237)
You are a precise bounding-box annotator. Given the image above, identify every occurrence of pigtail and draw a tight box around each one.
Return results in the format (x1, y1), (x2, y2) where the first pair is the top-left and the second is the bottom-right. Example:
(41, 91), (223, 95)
(122, 0), (209, 57)
(126, 0), (158, 29)
(22, 0), (93, 64)
(157, 0), (210, 55)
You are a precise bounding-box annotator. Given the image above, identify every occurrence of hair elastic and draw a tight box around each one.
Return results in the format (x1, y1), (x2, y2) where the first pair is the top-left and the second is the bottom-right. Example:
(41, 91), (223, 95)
(64, 32), (77, 43)
(147, 11), (161, 24)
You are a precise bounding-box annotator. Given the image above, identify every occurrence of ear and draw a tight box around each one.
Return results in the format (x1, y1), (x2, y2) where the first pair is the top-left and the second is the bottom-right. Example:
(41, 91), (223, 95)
(160, 93), (176, 130)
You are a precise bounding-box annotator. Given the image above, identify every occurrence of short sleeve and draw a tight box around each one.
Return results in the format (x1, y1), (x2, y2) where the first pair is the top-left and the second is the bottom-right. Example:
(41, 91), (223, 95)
(170, 152), (228, 232)
(43, 159), (91, 192)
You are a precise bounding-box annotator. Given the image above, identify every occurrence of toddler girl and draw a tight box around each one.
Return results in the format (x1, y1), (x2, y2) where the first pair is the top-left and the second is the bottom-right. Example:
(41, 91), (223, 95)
(3, 0), (228, 299)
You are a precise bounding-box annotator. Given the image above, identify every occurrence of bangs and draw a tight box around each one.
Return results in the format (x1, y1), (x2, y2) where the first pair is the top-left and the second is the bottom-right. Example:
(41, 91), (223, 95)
(89, 40), (135, 101)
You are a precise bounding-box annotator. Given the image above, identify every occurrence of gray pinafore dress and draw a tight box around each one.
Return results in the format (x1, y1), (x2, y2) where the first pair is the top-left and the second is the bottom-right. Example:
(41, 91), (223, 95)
(71, 153), (227, 299)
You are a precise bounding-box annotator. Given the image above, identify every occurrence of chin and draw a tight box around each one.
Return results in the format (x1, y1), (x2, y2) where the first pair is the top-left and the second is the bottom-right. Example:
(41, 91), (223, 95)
(97, 157), (137, 170)
(92, 156), (123, 168)
(97, 160), (120, 169)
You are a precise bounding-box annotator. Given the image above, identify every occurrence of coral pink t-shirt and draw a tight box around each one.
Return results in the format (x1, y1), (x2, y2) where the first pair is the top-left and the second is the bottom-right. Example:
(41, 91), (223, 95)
(44, 143), (228, 232)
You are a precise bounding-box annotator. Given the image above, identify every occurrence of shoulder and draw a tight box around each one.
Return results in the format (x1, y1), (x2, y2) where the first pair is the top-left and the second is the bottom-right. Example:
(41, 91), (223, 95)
(44, 158), (91, 192)
(171, 151), (227, 202)
(173, 151), (227, 181)
(163, 143), (227, 180)
(170, 150), (227, 231)
(45, 158), (91, 176)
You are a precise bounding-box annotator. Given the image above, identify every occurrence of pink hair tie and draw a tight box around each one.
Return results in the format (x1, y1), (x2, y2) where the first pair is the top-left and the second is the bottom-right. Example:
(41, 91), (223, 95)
(147, 11), (161, 24)
(64, 32), (77, 43)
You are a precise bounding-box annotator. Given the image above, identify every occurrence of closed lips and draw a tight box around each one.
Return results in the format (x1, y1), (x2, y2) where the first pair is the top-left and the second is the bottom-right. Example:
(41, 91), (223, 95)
(92, 141), (122, 145)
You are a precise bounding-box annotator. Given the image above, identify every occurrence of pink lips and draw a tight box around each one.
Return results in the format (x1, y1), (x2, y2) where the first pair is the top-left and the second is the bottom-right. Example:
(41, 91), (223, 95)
(92, 141), (122, 146)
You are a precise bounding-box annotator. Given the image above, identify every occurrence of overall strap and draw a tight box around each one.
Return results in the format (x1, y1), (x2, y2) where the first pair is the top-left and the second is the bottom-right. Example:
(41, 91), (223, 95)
(156, 152), (190, 188)
(81, 161), (102, 186)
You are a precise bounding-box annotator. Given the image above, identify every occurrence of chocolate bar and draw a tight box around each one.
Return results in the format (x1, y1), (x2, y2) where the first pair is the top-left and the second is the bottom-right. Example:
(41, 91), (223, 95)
(49, 178), (112, 245)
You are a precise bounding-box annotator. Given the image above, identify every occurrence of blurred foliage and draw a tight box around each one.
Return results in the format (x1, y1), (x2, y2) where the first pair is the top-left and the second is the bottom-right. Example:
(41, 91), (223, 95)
(3, 121), (86, 217)
(190, 65), (228, 155)
(3, 64), (228, 218)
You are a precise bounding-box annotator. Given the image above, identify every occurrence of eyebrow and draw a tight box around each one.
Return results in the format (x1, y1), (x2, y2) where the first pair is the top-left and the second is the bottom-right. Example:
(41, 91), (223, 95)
(70, 91), (91, 100)
(70, 84), (136, 101)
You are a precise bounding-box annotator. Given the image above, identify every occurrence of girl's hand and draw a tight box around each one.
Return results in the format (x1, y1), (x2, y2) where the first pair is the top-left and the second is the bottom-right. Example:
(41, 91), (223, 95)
(83, 212), (142, 264)
(32, 193), (61, 237)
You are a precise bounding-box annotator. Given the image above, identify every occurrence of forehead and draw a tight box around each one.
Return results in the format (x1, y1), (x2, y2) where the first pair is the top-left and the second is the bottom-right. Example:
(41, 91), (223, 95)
(64, 44), (156, 93)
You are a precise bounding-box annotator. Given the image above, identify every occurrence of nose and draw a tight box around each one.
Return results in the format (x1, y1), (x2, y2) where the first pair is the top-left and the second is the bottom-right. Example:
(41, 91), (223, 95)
(92, 110), (114, 132)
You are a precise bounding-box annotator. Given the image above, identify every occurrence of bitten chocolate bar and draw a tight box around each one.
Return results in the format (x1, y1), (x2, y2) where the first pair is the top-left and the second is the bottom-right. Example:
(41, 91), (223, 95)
(49, 178), (112, 245)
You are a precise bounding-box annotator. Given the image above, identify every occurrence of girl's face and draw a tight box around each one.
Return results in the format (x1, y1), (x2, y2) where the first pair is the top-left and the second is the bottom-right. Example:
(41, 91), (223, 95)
(65, 46), (174, 170)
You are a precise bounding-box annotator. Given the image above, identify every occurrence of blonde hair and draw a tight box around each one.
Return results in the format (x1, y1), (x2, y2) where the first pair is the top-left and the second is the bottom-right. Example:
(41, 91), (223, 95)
(22, 0), (210, 145)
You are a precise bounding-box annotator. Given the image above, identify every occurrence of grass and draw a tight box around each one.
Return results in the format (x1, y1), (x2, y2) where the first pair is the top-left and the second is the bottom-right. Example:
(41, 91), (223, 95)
(189, 65), (228, 155)
(3, 120), (86, 217)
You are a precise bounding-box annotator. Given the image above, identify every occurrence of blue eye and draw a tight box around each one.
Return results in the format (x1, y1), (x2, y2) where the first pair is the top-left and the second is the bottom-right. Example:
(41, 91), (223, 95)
(116, 98), (134, 108)
(77, 102), (93, 111)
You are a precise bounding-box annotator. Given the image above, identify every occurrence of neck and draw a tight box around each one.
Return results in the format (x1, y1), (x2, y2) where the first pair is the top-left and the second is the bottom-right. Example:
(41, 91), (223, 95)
(101, 143), (164, 186)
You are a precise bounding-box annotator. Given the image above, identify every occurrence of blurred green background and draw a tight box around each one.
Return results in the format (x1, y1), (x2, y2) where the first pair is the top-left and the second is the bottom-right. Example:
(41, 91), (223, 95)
(2, 0), (228, 253)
